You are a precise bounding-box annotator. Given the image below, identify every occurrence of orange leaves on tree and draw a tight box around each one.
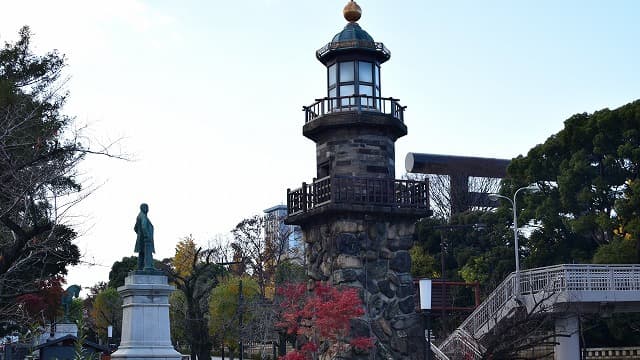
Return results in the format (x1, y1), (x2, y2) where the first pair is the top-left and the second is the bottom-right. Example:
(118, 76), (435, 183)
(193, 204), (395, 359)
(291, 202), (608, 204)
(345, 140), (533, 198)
(174, 235), (198, 279)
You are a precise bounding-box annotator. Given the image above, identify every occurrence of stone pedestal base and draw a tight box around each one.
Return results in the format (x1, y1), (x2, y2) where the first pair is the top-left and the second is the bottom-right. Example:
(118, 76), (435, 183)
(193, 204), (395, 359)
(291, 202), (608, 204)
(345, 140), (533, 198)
(40, 322), (78, 344)
(111, 273), (181, 360)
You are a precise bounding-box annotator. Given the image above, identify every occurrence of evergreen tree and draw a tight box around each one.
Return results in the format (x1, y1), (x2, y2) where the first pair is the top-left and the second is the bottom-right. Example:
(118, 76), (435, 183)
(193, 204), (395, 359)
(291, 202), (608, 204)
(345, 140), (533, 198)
(507, 100), (640, 265)
(0, 26), (82, 334)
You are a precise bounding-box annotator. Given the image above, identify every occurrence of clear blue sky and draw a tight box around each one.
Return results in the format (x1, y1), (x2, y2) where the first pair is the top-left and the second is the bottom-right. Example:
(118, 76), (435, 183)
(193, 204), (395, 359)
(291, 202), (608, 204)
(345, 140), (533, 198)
(1, 0), (639, 291)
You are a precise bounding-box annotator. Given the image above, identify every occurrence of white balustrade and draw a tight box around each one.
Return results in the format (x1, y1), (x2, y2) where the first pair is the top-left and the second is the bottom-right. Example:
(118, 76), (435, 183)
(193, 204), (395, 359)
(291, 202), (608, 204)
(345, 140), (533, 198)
(439, 264), (640, 359)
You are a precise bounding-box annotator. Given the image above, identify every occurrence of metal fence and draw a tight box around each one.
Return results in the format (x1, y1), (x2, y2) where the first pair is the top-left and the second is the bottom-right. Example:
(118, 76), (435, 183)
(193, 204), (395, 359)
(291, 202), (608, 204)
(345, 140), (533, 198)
(316, 40), (390, 59)
(303, 95), (405, 123)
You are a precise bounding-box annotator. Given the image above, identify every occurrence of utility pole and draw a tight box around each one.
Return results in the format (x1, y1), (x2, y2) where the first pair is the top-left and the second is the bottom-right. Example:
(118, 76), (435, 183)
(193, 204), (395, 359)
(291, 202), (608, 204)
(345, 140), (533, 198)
(440, 233), (446, 334)
(215, 260), (244, 360)
(238, 279), (244, 360)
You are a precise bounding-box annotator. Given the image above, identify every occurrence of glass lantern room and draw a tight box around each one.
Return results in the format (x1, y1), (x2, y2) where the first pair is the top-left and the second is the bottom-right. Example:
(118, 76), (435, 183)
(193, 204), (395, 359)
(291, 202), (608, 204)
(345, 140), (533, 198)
(315, 1), (391, 112)
(327, 60), (380, 108)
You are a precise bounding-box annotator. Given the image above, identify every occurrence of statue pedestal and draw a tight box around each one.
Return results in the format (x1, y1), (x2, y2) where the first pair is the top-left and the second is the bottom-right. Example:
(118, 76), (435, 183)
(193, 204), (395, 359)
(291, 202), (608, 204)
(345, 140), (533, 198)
(111, 273), (181, 360)
(40, 322), (78, 344)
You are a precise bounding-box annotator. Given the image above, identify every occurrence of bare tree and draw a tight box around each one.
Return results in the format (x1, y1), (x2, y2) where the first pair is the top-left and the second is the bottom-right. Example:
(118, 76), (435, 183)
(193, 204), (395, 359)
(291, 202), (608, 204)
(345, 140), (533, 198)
(206, 233), (235, 264)
(228, 214), (305, 358)
(0, 27), (123, 333)
(264, 210), (304, 271)
(232, 214), (302, 298)
(161, 240), (226, 360)
(406, 173), (501, 220)
(232, 216), (269, 297)
(471, 282), (573, 360)
(481, 296), (563, 359)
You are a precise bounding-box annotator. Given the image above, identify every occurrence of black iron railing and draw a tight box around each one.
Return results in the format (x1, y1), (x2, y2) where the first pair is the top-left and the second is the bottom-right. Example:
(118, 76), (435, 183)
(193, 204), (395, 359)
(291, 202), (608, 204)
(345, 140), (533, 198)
(316, 40), (391, 59)
(287, 176), (429, 216)
(303, 95), (405, 123)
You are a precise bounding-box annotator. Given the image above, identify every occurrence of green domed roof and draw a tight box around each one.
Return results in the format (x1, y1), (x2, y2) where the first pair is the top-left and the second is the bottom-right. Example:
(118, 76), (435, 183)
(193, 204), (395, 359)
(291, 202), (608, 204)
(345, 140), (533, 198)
(315, 1), (390, 64)
(331, 23), (374, 43)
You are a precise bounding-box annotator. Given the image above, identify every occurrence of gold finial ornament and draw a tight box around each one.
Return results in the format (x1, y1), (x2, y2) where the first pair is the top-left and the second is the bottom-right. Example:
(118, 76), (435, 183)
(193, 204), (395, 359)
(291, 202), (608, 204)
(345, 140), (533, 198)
(343, 0), (362, 22)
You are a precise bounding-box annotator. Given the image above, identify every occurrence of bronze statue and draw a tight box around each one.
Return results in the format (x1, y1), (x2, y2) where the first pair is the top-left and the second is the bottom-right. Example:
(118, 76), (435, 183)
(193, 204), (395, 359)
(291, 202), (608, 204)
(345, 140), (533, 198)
(134, 203), (155, 271)
(61, 285), (81, 322)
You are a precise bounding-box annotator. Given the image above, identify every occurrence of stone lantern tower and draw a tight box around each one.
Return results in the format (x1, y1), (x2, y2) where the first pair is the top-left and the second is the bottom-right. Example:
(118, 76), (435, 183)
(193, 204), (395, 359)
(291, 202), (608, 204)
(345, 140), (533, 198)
(286, 2), (430, 359)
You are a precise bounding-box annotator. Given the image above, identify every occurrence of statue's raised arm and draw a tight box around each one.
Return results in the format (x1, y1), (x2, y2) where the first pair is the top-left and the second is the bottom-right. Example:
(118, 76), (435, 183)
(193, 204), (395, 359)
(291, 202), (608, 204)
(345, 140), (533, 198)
(134, 203), (156, 271)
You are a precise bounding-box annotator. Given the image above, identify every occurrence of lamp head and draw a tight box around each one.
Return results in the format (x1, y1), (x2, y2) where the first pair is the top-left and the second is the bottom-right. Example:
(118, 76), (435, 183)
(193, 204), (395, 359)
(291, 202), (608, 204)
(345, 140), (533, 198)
(488, 194), (501, 202)
(526, 183), (541, 193)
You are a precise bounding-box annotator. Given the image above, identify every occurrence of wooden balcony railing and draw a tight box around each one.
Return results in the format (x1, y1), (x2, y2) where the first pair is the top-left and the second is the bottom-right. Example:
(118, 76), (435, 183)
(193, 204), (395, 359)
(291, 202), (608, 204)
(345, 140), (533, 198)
(303, 95), (405, 123)
(286, 176), (428, 216)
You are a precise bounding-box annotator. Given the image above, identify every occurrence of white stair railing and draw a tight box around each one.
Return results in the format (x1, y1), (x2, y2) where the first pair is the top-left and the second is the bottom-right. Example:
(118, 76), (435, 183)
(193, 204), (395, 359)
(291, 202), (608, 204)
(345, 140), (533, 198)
(440, 329), (484, 360)
(439, 264), (640, 359)
(440, 272), (517, 353)
(431, 342), (450, 360)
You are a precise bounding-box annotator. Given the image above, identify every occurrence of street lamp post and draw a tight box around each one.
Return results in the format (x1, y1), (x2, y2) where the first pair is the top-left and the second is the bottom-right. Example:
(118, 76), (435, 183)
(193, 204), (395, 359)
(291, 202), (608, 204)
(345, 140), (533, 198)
(419, 279), (432, 360)
(488, 184), (540, 296)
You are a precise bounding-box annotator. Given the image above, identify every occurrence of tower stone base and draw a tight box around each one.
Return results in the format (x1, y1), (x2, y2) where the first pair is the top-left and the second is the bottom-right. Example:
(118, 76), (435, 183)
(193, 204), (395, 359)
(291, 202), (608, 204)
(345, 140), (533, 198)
(304, 216), (424, 360)
(111, 273), (181, 360)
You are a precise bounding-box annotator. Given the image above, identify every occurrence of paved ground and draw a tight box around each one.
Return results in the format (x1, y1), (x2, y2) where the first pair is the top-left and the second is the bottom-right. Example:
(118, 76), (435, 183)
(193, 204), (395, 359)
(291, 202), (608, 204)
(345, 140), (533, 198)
(182, 355), (263, 360)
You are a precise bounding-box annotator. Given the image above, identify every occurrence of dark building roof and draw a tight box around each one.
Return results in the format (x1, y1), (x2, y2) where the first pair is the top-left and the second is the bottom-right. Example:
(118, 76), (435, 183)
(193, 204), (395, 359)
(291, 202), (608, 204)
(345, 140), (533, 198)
(332, 23), (374, 43)
(35, 334), (108, 353)
(315, 1), (390, 64)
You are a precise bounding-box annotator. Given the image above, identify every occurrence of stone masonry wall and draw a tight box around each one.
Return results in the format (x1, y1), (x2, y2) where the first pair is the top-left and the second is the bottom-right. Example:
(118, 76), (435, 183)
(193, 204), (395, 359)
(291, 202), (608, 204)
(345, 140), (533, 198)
(315, 130), (395, 179)
(304, 216), (424, 360)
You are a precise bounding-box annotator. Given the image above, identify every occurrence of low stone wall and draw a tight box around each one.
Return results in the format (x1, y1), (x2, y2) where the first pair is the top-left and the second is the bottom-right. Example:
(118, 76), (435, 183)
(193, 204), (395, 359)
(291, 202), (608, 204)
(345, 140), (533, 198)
(585, 347), (640, 359)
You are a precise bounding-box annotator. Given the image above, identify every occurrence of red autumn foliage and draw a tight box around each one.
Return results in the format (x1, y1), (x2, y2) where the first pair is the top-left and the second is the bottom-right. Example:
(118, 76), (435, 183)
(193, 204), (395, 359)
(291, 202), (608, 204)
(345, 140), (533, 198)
(276, 282), (374, 359)
(280, 350), (306, 360)
(300, 342), (318, 353)
(17, 276), (65, 323)
(349, 336), (375, 351)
